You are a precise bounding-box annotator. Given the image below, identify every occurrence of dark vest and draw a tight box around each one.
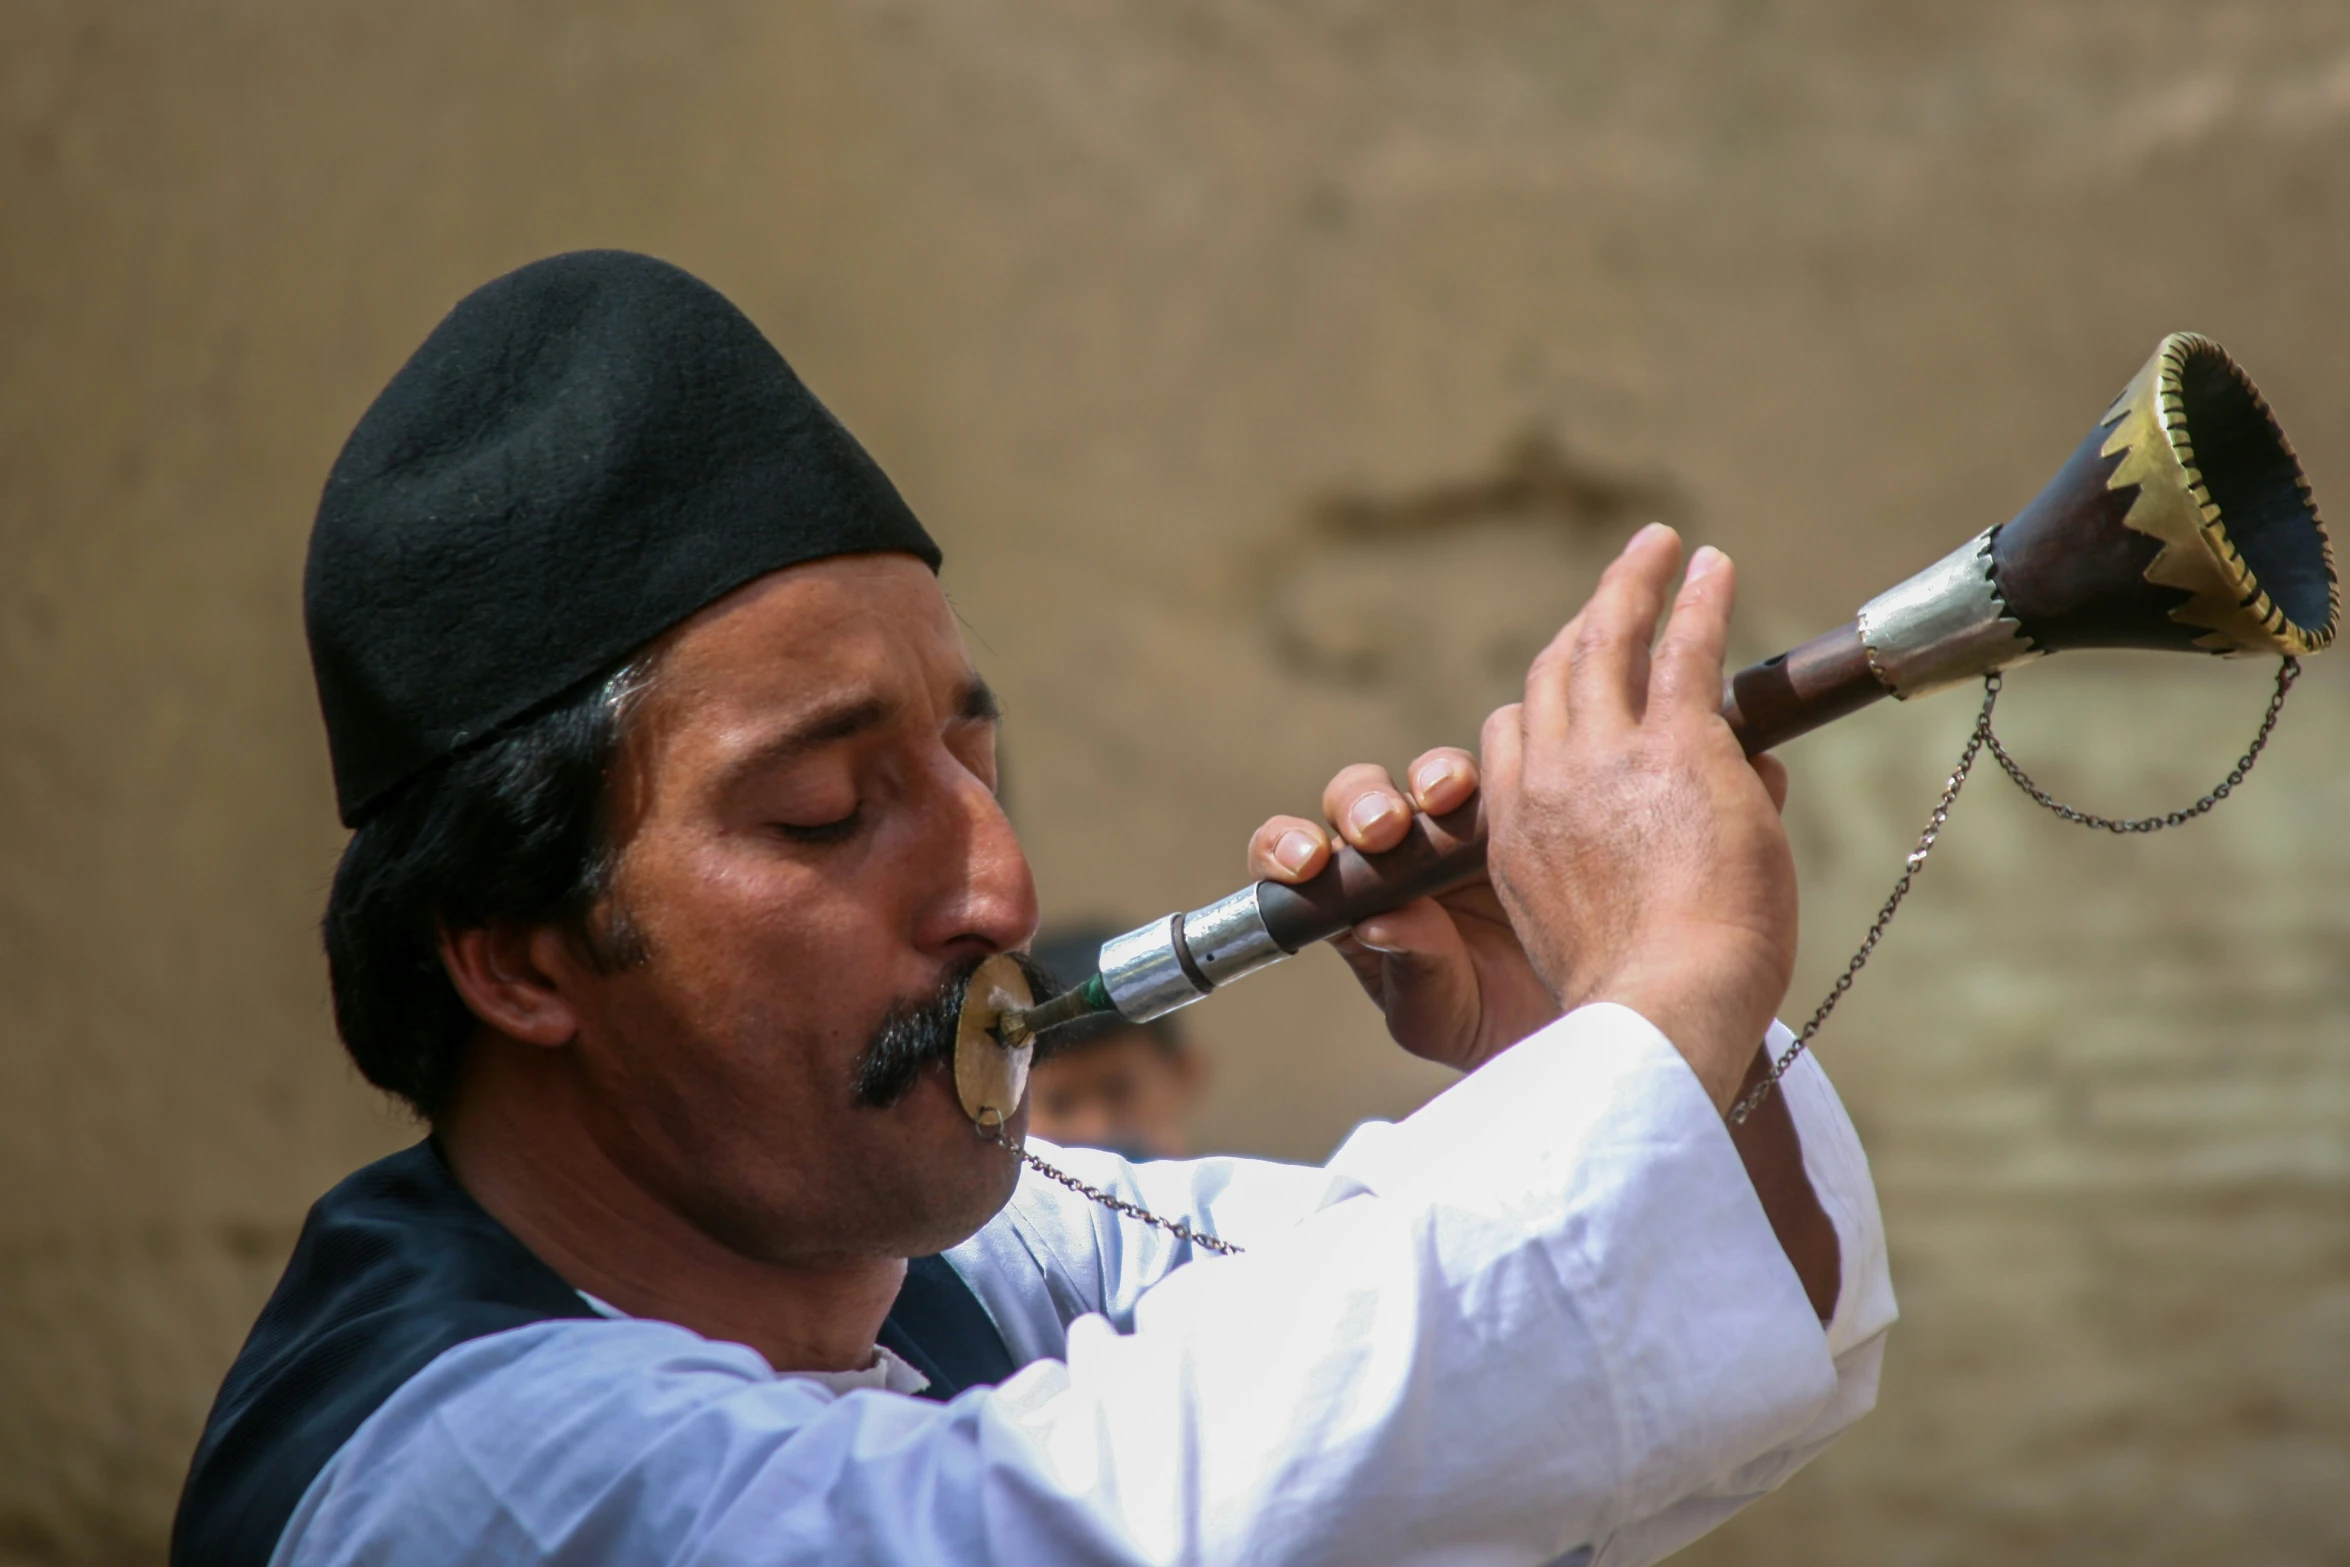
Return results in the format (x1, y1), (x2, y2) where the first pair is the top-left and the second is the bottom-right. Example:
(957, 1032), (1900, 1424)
(172, 1141), (1018, 1566)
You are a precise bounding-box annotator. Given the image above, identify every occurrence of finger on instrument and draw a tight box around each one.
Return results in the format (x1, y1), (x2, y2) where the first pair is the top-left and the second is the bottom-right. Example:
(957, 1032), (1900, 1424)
(1529, 522), (1681, 741)
(1349, 899), (1480, 1056)
(1650, 546), (1736, 718)
(1405, 747), (1478, 815)
(1571, 523), (1681, 728)
(1248, 815), (1332, 881)
(1432, 877), (1510, 927)
(1326, 930), (1392, 999)
(1322, 762), (1415, 853)
(1351, 895), (1459, 959)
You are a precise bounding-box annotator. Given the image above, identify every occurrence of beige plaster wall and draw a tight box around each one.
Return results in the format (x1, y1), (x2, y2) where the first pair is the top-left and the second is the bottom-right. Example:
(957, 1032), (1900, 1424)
(3, 3), (2346, 1561)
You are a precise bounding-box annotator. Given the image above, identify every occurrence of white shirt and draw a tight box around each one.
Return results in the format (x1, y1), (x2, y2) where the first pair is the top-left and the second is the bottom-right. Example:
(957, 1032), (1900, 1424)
(576, 1291), (937, 1398)
(272, 1003), (1895, 1567)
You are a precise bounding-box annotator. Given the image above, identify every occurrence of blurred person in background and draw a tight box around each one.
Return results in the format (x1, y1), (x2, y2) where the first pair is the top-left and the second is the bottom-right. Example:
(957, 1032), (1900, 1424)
(1027, 924), (1207, 1159)
(173, 250), (1891, 1567)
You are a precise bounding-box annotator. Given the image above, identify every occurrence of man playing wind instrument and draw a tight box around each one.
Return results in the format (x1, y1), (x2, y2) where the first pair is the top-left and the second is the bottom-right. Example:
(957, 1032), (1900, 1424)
(177, 251), (1892, 1567)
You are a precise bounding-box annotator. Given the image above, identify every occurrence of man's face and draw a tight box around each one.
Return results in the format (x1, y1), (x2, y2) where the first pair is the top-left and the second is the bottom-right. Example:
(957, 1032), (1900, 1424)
(553, 553), (1039, 1265)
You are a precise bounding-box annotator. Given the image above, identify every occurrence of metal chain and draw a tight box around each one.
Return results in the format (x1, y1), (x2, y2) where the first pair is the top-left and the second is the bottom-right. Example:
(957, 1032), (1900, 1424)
(1727, 678), (2000, 1124)
(977, 1116), (1244, 1255)
(1015, 1147), (1247, 1255)
(1727, 654), (2298, 1125)
(1985, 656), (2298, 831)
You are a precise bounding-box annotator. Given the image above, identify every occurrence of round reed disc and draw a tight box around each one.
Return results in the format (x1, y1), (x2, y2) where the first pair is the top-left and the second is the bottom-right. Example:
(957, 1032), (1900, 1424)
(953, 953), (1035, 1128)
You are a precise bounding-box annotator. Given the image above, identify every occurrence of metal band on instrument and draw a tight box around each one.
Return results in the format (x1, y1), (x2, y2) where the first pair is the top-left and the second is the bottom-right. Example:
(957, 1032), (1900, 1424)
(1179, 886), (1286, 987)
(1855, 528), (2042, 700)
(1097, 915), (1209, 1022)
(1096, 889), (1288, 1024)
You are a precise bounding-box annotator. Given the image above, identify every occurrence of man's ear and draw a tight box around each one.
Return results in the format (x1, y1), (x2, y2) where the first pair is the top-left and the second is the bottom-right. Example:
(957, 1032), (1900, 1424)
(438, 923), (586, 1049)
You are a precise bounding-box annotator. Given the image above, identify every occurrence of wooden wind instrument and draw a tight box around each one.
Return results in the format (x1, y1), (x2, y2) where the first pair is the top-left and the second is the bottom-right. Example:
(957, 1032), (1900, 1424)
(958, 333), (2338, 1115)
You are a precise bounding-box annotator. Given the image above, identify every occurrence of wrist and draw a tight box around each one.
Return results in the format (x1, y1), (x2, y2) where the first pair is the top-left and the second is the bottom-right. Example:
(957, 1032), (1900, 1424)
(1589, 961), (1783, 1113)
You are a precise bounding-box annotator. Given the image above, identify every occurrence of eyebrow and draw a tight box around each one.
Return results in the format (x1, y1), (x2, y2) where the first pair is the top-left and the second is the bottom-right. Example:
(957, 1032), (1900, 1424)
(719, 675), (1000, 789)
(958, 677), (1002, 725)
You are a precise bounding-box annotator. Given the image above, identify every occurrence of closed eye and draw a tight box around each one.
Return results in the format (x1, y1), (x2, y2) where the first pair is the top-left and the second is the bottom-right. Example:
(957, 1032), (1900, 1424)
(773, 808), (864, 846)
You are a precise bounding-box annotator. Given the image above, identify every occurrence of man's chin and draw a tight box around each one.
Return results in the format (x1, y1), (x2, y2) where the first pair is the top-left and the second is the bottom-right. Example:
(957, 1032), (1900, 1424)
(877, 1071), (1025, 1256)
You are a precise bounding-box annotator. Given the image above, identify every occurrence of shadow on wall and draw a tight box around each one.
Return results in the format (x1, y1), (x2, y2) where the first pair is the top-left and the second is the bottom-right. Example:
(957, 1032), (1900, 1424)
(1259, 432), (1690, 733)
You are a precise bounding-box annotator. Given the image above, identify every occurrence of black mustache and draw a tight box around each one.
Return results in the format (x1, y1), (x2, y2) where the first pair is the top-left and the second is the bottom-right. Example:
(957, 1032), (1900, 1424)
(850, 949), (1058, 1109)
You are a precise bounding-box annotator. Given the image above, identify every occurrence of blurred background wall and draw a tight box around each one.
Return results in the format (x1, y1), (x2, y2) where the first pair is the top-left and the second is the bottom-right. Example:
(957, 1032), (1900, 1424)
(5, 3), (2348, 1562)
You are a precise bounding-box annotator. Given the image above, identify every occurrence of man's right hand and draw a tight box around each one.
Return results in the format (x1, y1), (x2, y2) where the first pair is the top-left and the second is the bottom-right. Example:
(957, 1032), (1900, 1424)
(1480, 523), (1798, 1112)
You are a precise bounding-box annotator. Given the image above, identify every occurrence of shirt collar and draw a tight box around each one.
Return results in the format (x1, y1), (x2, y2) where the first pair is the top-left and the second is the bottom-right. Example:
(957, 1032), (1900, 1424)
(574, 1290), (933, 1397)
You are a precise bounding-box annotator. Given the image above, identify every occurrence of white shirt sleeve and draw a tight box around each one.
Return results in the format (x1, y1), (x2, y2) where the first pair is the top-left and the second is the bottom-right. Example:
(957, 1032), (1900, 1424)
(942, 1137), (1371, 1364)
(276, 1003), (1892, 1567)
(1578, 1026), (1897, 1567)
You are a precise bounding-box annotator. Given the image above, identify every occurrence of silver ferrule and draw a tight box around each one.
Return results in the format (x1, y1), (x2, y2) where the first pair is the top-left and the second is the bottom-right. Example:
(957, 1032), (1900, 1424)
(1181, 885), (1288, 988)
(1856, 528), (2042, 699)
(1098, 914), (1210, 1023)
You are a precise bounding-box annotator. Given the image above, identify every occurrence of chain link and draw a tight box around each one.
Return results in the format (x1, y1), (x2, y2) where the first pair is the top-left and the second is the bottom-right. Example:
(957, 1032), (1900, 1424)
(978, 1118), (1245, 1255)
(1727, 655), (2298, 1125)
(1727, 677), (2000, 1124)
(1986, 656), (2298, 831)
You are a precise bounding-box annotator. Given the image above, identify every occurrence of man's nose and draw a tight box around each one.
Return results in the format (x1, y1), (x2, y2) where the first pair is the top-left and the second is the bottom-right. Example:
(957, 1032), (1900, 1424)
(911, 759), (1038, 958)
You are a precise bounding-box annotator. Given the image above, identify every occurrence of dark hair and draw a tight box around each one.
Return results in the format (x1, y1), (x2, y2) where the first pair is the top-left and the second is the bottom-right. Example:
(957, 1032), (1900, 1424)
(321, 658), (655, 1119)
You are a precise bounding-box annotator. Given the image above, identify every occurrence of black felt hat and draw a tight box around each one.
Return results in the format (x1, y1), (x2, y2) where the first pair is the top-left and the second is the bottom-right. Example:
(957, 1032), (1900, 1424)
(305, 250), (940, 826)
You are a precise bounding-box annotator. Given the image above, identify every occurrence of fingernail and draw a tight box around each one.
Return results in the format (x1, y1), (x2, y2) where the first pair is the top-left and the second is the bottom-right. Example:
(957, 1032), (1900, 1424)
(1275, 830), (1319, 873)
(1412, 758), (1460, 797)
(1626, 520), (1668, 554)
(1355, 919), (1397, 951)
(1348, 792), (1400, 835)
(1688, 545), (1725, 580)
